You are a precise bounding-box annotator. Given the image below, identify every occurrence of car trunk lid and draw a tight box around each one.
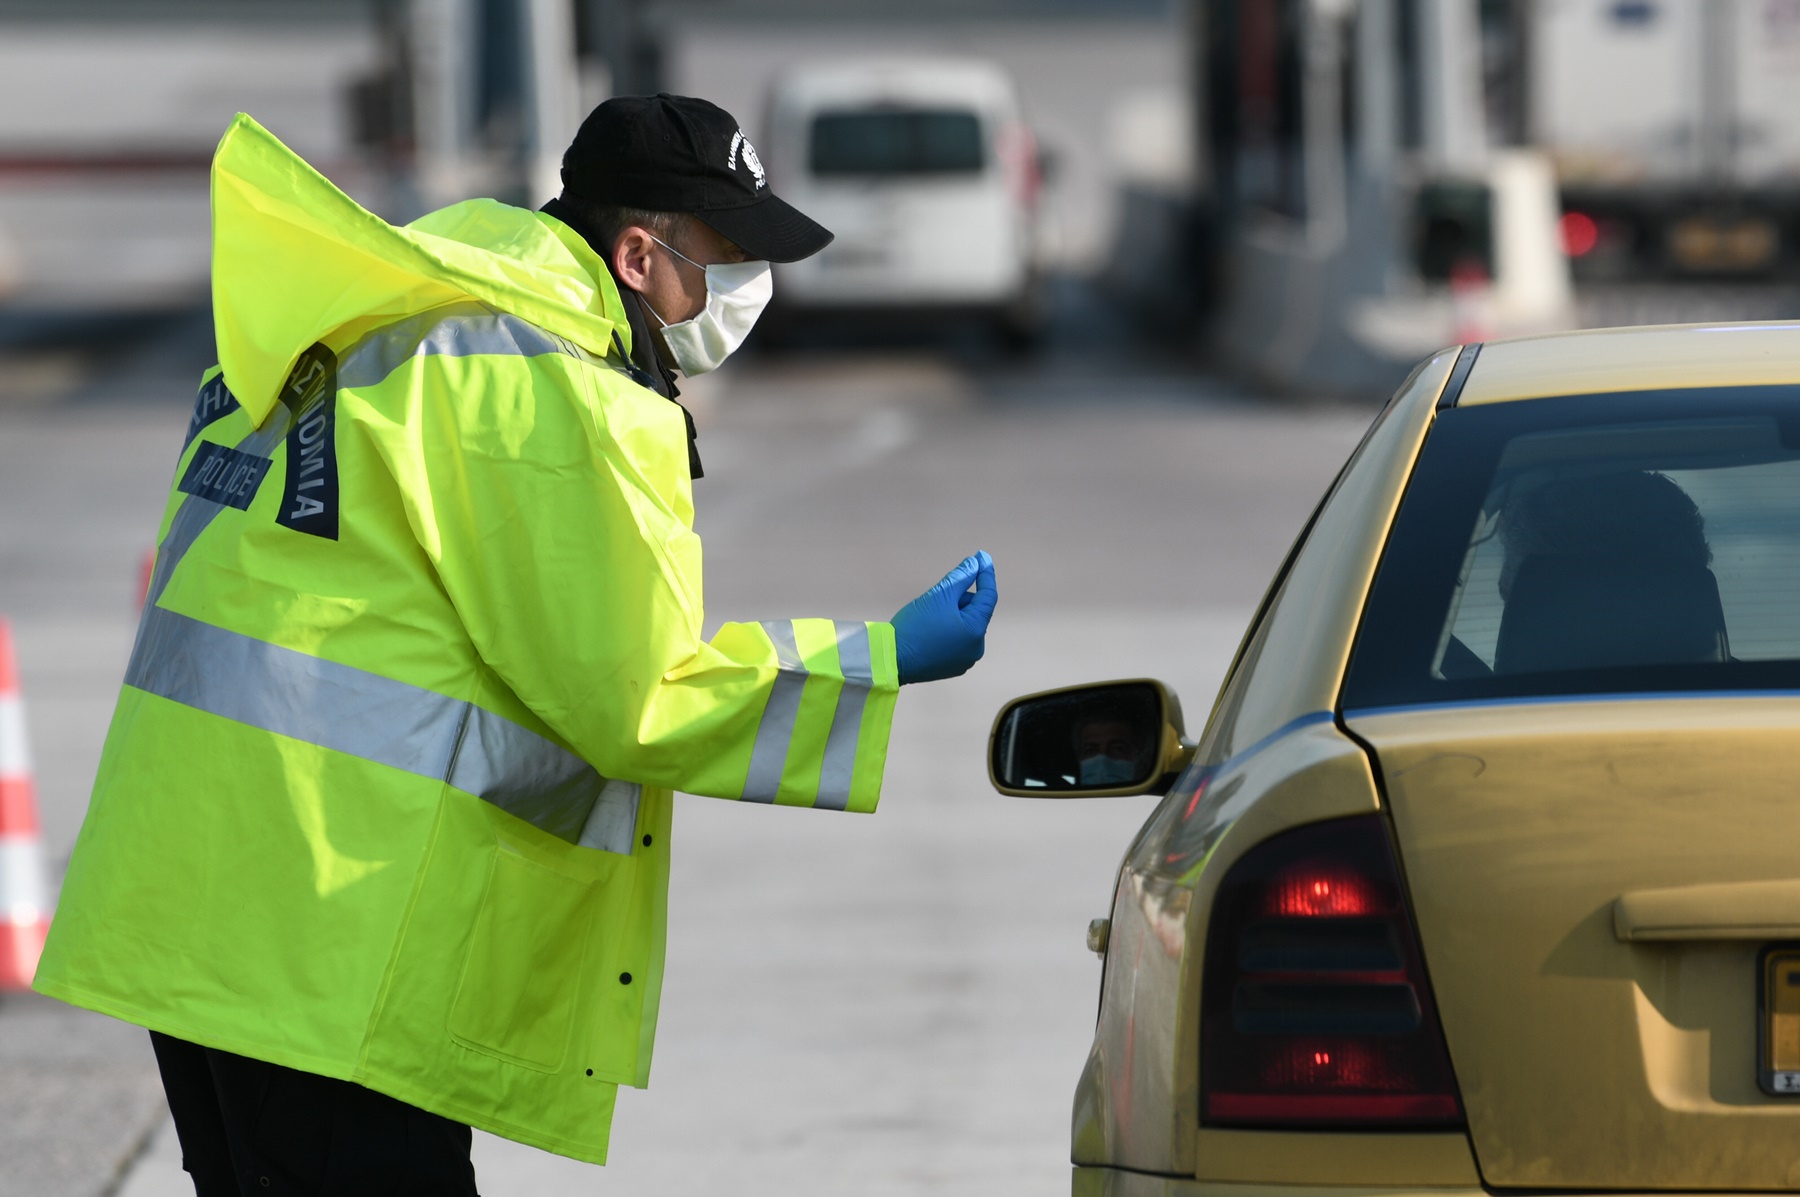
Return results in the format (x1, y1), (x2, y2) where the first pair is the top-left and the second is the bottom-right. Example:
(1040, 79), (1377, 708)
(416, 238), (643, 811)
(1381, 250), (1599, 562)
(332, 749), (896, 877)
(1348, 697), (1800, 1190)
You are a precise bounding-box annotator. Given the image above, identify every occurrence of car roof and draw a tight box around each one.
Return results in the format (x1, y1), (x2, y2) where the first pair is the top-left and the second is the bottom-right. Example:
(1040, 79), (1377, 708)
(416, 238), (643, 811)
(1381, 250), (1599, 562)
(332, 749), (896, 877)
(1457, 321), (1800, 405)
(769, 57), (1019, 113)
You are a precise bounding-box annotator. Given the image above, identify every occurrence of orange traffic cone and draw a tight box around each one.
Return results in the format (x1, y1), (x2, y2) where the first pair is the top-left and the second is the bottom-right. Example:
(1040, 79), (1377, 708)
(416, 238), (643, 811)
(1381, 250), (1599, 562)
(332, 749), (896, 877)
(0, 617), (49, 989)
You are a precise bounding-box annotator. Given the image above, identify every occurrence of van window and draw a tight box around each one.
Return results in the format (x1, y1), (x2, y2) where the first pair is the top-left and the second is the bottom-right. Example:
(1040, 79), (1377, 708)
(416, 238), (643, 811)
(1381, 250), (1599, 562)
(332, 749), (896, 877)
(1343, 388), (1800, 710)
(808, 109), (986, 176)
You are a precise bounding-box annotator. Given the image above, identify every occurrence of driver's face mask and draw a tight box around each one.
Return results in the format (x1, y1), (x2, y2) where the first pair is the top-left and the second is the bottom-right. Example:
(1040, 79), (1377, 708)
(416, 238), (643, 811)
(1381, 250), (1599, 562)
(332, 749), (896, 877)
(1078, 754), (1141, 787)
(642, 234), (773, 376)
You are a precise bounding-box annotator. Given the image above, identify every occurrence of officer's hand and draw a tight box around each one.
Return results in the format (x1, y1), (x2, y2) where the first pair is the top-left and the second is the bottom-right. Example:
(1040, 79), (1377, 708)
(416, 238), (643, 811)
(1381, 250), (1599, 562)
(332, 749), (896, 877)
(890, 551), (998, 685)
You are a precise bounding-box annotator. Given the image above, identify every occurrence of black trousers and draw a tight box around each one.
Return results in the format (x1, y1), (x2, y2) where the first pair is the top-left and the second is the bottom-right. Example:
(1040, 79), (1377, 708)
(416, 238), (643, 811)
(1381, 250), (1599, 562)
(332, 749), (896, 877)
(150, 1031), (480, 1196)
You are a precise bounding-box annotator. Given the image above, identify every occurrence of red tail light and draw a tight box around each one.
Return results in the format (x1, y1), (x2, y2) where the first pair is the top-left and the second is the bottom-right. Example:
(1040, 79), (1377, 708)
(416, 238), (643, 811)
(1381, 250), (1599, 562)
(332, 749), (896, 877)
(1265, 864), (1380, 918)
(1201, 815), (1463, 1127)
(1560, 210), (1600, 257)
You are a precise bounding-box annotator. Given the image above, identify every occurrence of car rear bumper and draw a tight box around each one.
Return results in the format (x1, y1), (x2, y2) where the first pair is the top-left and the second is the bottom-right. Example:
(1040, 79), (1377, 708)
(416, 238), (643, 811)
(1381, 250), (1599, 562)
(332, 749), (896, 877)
(1072, 1171), (1483, 1197)
(1073, 1173), (1754, 1197)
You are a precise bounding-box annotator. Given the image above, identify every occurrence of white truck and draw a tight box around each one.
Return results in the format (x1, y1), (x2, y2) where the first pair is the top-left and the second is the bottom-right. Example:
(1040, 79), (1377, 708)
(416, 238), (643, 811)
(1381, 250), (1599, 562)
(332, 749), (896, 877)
(1530, 0), (1800, 278)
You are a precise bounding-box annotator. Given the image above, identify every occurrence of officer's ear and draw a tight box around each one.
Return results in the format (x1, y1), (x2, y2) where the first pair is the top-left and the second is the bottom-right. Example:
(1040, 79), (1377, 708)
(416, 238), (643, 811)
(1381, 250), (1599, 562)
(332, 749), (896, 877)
(611, 227), (657, 294)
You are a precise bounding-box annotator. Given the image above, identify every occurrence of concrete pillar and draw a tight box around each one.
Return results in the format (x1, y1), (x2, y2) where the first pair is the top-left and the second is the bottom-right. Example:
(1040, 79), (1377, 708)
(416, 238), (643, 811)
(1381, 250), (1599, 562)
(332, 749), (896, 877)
(1488, 149), (1574, 334)
(409, 0), (478, 207)
(1417, 0), (1486, 173)
(523, 0), (583, 205)
(1352, 0), (1398, 181)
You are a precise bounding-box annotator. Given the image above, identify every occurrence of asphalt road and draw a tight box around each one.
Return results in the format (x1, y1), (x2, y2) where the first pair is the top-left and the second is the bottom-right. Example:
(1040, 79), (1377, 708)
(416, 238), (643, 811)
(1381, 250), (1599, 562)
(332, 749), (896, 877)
(0, 301), (1371, 1195)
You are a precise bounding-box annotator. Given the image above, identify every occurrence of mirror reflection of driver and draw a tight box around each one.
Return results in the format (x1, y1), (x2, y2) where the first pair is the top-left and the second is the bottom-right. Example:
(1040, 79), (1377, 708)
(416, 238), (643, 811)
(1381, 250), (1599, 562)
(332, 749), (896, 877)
(1073, 712), (1151, 787)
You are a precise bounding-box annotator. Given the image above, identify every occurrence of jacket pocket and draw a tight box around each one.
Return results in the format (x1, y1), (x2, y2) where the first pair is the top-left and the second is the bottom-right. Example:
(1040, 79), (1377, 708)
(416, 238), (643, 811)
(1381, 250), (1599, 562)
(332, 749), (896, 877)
(447, 847), (594, 1071)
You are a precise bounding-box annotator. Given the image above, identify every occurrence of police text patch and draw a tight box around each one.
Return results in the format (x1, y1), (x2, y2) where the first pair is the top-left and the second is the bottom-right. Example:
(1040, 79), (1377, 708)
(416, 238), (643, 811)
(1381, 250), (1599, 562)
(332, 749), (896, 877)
(277, 344), (340, 541)
(178, 441), (271, 510)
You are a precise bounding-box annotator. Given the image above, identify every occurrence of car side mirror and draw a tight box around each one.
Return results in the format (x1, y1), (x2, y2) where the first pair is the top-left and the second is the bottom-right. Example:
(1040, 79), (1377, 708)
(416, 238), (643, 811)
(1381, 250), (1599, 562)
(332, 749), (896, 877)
(989, 678), (1193, 798)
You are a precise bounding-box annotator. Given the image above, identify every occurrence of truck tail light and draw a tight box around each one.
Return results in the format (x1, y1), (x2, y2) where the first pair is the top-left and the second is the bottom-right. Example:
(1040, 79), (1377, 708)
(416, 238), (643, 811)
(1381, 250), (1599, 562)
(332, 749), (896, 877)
(1201, 815), (1463, 1128)
(996, 121), (1041, 211)
(1560, 210), (1600, 257)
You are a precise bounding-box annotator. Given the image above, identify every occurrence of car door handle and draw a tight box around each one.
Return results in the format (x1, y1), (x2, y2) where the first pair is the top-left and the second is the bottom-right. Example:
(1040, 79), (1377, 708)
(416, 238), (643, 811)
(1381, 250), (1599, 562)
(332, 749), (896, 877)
(1614, 879), (1800, 942)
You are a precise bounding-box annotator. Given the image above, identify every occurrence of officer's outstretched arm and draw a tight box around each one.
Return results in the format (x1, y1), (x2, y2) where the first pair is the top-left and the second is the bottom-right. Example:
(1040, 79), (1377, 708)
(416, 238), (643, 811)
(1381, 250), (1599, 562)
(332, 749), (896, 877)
(411, 355), (912, 811)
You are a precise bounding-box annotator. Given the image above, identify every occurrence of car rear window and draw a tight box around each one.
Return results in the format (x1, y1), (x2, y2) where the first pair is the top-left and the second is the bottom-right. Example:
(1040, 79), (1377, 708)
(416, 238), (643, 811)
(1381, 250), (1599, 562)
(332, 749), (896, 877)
(1343, 387), (1800, 710)
(808, 109), (985, 176)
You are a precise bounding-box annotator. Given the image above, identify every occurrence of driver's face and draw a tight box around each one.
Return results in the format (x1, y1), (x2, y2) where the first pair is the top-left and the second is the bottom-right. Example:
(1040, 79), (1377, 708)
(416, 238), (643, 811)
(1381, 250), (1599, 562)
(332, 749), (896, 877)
(1077, 719), (1140, 761)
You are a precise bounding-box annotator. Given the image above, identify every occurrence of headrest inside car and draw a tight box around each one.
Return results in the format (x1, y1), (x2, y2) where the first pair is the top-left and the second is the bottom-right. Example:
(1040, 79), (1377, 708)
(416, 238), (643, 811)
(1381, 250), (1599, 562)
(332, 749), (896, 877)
(1494, 556), (1730, 675)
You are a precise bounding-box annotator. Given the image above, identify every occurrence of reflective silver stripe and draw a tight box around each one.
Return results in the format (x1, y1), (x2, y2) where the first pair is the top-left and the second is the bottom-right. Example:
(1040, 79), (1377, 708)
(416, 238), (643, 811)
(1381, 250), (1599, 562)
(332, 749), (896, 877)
(126, 605), (634, 853)
(578, 779), (643, 854)
(815, 621), (874, 812)
(446, 704), (614, 844)
(337, 302), (574, 391)
(130, 605), (462, 775)
(741, 620), (807, 803)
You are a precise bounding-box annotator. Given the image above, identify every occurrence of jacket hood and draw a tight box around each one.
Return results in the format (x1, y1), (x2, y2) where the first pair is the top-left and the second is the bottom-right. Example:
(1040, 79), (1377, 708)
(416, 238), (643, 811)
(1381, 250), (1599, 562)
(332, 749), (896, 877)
(211, 113), (628, 426)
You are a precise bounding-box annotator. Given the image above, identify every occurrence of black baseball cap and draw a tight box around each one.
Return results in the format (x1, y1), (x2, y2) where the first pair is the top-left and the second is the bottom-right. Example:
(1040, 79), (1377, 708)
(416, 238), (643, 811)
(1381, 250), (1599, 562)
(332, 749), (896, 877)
(560, 93), (833, 263)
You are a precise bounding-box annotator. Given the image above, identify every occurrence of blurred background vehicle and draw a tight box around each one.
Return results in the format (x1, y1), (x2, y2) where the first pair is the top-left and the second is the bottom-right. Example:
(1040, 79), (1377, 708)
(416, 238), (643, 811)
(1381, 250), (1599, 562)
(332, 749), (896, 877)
(759, 57), (1047, 348)
(1533, 0), (1800, 284)
(1166, 0), (1800, 397)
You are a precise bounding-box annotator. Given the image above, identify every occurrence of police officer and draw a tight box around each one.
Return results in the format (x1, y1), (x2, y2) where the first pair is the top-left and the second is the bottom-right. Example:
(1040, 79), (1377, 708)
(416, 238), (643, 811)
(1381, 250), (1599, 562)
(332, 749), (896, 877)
(35, 94), (997, 1195)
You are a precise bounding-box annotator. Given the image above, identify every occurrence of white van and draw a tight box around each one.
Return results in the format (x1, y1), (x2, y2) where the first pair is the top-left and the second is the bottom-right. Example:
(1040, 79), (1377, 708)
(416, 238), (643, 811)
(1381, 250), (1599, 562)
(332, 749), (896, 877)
(762, 58), (1044, 342)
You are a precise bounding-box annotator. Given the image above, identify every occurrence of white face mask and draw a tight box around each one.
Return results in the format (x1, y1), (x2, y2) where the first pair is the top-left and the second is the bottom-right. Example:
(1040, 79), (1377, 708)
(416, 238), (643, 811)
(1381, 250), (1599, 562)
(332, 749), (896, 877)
(1078, 754), (1142, 787)
(643, 234), (773, 375)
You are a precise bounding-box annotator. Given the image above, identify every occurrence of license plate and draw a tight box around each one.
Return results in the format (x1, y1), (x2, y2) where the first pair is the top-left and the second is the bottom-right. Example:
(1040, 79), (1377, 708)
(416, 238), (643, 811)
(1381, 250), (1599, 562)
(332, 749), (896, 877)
(1759, 947), (1800, 1095)
(1668, 216), (1779, 272)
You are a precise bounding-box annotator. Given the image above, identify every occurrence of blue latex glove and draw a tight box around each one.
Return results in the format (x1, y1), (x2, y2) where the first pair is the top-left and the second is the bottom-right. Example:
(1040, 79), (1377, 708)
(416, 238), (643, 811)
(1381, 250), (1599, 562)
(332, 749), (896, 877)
(891, 551), (998, 685)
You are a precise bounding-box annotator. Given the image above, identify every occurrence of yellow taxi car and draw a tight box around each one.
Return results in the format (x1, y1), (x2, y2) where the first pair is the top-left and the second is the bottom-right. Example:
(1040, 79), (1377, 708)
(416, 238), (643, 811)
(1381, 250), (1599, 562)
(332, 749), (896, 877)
(990, 323), (1800, 1195)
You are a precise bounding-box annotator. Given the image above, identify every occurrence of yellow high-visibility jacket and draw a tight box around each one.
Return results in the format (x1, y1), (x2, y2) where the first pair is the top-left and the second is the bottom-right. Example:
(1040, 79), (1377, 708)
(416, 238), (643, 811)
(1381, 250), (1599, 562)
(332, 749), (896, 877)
(33, 114), (899, 1164)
